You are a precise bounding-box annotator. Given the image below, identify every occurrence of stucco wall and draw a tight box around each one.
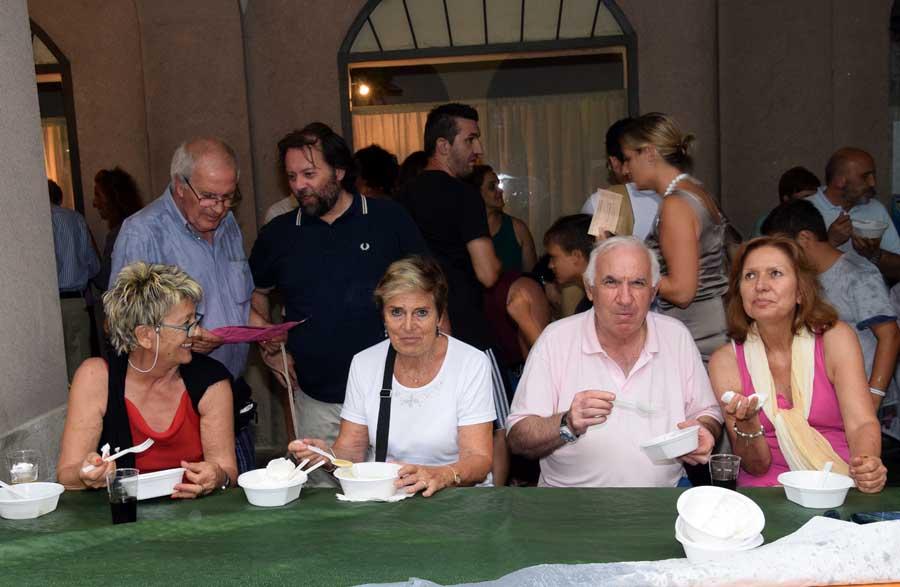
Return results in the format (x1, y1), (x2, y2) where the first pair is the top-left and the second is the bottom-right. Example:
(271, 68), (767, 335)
(0, 0), (69, 474)
(242, 0), (367, 216)
(27, 0), (150, 253)
(718, 0), (892, 236)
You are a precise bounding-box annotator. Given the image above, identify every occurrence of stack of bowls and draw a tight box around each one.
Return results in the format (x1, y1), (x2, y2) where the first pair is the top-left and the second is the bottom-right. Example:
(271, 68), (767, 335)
(675, 486), (765, 563)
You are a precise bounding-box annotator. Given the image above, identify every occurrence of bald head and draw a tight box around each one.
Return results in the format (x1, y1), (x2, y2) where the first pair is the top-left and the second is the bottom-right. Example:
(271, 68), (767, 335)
(824, 147), (876, 208)
(824, 147), (873, 185)
(170, 137), (240, 183)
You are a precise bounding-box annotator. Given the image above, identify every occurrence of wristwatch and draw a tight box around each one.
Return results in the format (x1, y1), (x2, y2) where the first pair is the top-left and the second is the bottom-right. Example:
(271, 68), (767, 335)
(559, 411), (578, 444)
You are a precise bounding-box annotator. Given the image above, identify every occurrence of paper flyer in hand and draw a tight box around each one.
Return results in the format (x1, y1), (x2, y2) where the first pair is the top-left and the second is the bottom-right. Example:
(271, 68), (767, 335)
(210, 319), (307, 344)
(588, 188), (624, 237)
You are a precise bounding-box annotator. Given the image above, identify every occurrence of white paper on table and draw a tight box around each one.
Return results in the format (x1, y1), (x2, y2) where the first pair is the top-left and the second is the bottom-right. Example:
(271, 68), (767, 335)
(336, 491), (413, 503)
(588, 189), (624, 237)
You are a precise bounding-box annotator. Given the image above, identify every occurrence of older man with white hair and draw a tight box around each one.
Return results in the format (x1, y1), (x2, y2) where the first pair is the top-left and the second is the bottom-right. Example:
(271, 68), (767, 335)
(110, 137), (257, 473)
(506, 236), (722, 487)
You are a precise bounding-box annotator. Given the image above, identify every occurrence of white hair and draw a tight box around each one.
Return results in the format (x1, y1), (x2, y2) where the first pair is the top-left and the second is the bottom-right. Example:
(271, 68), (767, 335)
(583, 236), (661, 288)
(169, 138), (240, 183)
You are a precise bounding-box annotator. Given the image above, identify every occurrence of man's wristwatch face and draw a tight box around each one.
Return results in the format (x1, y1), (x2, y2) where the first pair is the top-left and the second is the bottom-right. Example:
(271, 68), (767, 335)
(559, 411), (577, 443)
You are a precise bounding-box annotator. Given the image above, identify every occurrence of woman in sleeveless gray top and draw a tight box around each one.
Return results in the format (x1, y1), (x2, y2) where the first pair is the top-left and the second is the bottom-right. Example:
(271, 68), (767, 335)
(620, 114), (729, 362)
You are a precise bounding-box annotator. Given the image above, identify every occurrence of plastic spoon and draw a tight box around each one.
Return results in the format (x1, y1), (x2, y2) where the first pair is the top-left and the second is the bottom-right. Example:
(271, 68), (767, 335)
(81, 439), (154, 473)
(306, 445), (352, 468)
(0, 479), (28, 499)
(819, 461), (834, 489)
(290, 458), (310, 479)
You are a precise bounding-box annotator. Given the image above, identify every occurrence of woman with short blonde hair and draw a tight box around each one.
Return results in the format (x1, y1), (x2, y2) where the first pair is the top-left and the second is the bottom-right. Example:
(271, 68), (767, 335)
(58, 262), (237, 497)
(290, 255), (495, 496)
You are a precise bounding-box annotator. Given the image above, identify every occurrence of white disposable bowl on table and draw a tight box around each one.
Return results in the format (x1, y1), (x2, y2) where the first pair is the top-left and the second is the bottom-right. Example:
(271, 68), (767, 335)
(238, 468), (307, 507)
(777, 470), (855, 509)
(334, 462), (402, 500)
(851, 219), (888, 239)
(640, 425), (699, 461)
(0, 482), (65, 520)
(676, 485), (765, 544)
(675, 516), (763, 563)
(136, 467), (185, 500)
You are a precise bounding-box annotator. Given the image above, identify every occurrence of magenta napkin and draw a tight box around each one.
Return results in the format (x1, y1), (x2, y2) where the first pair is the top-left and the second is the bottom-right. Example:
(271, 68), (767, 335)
(210, 320), (306, 344)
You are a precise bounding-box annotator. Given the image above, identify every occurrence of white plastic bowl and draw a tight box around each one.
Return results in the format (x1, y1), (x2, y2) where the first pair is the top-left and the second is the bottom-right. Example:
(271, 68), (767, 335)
(0, 482), (65, 520)
(777, 470), (855, 509)
(136, 467), (185, 500)
(675, 516), (763, 563)
(238, 468), (307, 507)
(640, 425), (699, 461)
(334, 462), (401, 500)
(851, 219), (888, 239)
(676, 486), (765, 544)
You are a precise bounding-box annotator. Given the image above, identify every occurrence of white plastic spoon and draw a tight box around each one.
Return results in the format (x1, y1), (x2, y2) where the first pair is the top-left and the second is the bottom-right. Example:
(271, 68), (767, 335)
(290, 458), (310, 479)
(819, 461), (834, 489)
(0, 479), (28, 499)
(81, 438), (154, 473)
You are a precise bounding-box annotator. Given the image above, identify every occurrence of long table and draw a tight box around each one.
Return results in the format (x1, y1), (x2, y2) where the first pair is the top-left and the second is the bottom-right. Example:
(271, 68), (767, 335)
(1, 486), (897, 586)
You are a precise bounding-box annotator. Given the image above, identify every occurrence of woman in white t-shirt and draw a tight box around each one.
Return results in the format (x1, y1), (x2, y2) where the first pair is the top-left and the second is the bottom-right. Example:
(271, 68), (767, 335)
(289, 256), (495, 496)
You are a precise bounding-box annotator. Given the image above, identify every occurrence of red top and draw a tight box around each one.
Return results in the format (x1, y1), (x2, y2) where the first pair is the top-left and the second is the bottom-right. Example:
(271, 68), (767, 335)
(125, 391), (203, 473)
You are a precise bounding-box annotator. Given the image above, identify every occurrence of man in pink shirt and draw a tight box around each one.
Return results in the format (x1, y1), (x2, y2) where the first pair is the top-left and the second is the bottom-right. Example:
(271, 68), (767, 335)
(507, 237), (723, 487)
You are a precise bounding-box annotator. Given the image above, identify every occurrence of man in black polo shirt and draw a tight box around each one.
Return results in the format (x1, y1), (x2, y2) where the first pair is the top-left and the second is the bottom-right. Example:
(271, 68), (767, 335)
(396, 103), (512, 483)
(249, 123), (427, 484)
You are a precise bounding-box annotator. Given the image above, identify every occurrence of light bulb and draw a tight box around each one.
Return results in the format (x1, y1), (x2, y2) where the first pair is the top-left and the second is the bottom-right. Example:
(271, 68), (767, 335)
(358, 83), (371, 96)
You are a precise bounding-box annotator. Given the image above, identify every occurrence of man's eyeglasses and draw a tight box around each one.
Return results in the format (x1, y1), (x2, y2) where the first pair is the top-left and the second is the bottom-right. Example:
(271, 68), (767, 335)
(157, 313), (204, 336)
(181, 176), (241, 209)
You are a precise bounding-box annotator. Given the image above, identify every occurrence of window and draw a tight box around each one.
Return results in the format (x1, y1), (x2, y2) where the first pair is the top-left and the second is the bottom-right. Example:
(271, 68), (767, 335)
(32, 21), (83, 212)
(340, 0), (637, 245)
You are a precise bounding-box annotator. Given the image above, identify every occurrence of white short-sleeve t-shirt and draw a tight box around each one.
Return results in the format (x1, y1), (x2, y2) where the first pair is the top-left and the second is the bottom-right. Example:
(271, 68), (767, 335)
(340, 336), (496, 466)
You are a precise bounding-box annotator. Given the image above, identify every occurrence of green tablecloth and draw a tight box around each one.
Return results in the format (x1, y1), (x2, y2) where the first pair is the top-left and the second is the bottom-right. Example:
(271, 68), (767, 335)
(1, 487), (897, 586)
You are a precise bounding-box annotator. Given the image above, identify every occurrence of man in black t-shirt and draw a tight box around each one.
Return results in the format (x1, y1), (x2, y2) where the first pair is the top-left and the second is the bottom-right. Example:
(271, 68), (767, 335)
(397, 103), (501, 350)
(397, 103), (514, 484)
(249, 123), (427, 485)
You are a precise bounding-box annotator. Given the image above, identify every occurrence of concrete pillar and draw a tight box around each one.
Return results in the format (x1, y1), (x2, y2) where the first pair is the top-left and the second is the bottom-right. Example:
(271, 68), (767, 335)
(0, 0), (69, 479)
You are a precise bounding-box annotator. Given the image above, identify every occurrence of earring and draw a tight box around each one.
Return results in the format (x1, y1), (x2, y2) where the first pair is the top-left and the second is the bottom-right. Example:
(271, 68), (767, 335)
(435, 325), (440, 336)
(383, 326), (388, 338)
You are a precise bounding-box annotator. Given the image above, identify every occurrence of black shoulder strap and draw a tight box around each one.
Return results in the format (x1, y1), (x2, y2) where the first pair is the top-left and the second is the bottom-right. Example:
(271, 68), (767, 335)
(98, 353), (136, 468)
(375, 345), (397, 462)
(179, 352), (233, 413)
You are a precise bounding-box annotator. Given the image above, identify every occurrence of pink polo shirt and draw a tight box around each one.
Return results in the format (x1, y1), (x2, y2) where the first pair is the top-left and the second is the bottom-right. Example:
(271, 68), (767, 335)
(508, 310), (722, 487)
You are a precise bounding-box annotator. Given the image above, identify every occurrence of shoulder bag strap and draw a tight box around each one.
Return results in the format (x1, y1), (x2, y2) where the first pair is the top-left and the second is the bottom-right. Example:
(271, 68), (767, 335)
(375, 345), (397, 462)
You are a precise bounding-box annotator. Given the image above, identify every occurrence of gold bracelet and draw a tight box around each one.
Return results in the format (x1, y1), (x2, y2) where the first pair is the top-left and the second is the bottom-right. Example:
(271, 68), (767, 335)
(446, 465), (461, 486)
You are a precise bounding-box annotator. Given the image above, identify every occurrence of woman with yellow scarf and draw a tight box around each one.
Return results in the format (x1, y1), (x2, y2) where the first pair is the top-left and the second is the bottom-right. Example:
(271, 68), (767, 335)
(709, 236), (886, 492)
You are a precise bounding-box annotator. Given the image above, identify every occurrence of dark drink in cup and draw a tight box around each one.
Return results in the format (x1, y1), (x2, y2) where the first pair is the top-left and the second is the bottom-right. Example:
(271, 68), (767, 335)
(711, 477), (737, 491)
(106, 468), (139, 525)
(708, 454), (740, 491)
(110, 496), (137, 524)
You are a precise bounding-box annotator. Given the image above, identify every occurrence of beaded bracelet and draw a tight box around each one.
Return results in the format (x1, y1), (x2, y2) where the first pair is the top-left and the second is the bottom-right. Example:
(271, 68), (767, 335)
(733, 423), (764, 440)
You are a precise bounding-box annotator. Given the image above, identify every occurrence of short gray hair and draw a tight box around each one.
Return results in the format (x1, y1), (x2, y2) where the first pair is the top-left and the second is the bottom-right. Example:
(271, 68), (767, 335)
(169, 137), (240, 183)
(103, 262), (203, 354)
(583, 236), (661, 288)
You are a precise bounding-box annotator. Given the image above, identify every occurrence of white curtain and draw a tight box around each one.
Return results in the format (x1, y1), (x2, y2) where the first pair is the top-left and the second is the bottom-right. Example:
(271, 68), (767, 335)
(41, 117), (74, 209)
(352, 90), (627, 248)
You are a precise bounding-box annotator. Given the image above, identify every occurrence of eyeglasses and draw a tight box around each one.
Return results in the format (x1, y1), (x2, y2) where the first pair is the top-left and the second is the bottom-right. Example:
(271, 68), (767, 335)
(156, 313), (204, 336)
(181, 176), (241, 209)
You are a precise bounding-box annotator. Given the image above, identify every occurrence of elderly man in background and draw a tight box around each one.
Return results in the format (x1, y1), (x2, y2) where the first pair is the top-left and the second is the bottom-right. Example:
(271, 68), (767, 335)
(507, 237), (722, 487)
(807, 147), (900, 283)
(110, 137), (257, 473)
(49, 179), (100, 381)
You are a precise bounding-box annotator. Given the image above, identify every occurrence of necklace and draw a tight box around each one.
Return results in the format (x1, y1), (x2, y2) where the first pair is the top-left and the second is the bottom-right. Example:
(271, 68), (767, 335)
(664, 173), (690, 197)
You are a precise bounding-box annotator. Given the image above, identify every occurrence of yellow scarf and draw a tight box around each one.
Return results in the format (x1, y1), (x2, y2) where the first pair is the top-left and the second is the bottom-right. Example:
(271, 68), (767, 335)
(743, 325), (849, 475)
